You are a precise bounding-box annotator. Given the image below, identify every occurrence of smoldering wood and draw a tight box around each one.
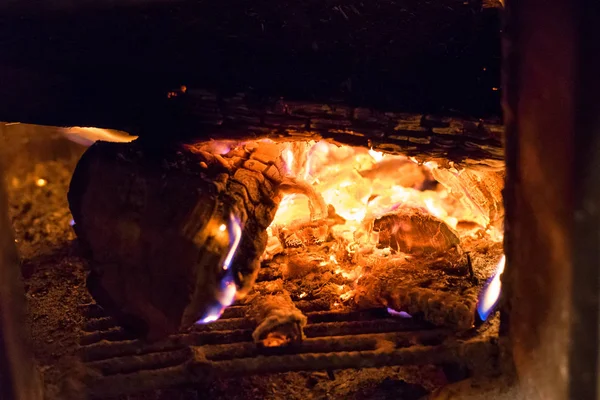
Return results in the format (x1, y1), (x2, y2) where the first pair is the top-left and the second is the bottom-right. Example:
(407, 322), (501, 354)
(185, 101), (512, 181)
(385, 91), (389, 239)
(68, 139), (290, 339)
(245, 293), (308, 347)
(374, 208), (460, 255)
(151, 90), (504, 167)
(272, 209), (345, 249)
(354, 249), (479, 330)
(242, 279), (308, 346)
(430, 168), (505, 229)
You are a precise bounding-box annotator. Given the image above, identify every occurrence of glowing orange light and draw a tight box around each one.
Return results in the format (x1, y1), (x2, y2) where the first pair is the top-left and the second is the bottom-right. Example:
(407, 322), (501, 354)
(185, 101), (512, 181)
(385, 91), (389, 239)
(257, 139), (502, 305)
(61, 127), (137, 147)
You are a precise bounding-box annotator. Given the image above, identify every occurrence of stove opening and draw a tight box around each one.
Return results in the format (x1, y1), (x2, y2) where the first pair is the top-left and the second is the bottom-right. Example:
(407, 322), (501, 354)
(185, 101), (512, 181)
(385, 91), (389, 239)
(2, 111), (506, 399)
(68, 135), (505, 345)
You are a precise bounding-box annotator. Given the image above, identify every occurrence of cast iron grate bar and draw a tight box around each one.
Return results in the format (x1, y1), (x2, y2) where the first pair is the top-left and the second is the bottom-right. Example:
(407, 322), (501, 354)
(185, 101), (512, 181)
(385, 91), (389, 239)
(78, 302), (498, 398)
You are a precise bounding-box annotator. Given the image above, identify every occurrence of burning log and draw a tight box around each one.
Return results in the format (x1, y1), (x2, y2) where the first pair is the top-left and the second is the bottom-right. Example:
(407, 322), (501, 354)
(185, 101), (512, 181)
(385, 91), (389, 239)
(243, 279), (307, 347)
(429, 167), (504, 230)
(272, 205), (345, 249)
(246, 293), (307, 348)
(374, 208), (460, 255)
(68, 139), (313, 339)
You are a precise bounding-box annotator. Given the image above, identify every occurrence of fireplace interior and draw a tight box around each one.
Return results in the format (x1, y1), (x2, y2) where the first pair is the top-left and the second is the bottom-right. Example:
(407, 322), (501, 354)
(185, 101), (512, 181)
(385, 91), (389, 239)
(0, 105), (507, 399)
(2, 0), (597, 399)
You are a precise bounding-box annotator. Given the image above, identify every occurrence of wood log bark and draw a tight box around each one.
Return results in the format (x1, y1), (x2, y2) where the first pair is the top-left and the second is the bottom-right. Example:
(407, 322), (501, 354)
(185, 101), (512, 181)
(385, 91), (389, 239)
(68, 139), (296, 339)
(154, 89), (505, 166)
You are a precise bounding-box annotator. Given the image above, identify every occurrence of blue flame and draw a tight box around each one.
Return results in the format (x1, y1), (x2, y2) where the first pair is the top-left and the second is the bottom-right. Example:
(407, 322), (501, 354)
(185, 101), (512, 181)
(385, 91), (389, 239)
(387, 308), (412, 318)
(196, 213), (242, 324)
(222, 214), (242, 271)
(477, 255), (506, 321)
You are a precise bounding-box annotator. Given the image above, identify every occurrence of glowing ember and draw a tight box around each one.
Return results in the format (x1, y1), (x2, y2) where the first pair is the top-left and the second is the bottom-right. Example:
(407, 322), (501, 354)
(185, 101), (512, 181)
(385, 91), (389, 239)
(262, 139), (504, 309)
(477, 255), (506, 321)
(269, 140), (498, 244)
(35, 178), (47, 187)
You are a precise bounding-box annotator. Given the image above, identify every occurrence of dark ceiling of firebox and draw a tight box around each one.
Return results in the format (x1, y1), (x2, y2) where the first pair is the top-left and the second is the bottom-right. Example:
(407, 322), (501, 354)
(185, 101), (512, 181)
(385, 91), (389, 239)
(0, 0), (501, 137)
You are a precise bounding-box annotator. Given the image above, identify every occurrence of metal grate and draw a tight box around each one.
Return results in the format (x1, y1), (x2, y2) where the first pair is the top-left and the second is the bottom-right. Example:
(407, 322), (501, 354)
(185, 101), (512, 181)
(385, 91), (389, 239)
(78, 300), (498, 398)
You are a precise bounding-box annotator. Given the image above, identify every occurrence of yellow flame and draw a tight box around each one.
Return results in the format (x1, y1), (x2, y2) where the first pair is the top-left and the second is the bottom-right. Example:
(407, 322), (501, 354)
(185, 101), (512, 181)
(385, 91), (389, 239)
(369, 148), (385, 162)
(61, 127), (137, 146)
(284, 149), (295, 174)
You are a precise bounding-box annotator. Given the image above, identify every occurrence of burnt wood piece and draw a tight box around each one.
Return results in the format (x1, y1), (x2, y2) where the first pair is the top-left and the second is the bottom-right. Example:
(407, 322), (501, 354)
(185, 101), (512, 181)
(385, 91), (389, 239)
(374, 208), (460, 255)
(243, 279), (308, 347)
(246, 293), (308, 347)
(68, 139), (290, 339)
(0, 1), (501, 131)
(152, 89), (505, 165)
(354, 249), (478, 330)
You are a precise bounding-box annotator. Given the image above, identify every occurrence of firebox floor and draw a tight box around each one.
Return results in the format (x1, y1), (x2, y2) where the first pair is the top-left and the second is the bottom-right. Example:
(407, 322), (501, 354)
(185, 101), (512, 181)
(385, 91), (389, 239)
(2, 127), (501, 400)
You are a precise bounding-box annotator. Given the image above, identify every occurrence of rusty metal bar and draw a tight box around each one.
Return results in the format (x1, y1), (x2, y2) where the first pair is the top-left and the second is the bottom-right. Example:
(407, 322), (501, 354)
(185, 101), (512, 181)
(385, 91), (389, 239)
(193, 339), (497, 376)
(82, 337), (498, 398)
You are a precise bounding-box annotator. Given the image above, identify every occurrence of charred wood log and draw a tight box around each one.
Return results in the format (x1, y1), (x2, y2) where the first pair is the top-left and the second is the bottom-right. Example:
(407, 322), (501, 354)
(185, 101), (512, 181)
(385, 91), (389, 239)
(68, 139), (299, 339)
(156, 89), (505, 166)
(243, 279), (308, 346)
(245, 293), (307, 348)
(354, 249), (478, 330)
(374, 208), (460, 255)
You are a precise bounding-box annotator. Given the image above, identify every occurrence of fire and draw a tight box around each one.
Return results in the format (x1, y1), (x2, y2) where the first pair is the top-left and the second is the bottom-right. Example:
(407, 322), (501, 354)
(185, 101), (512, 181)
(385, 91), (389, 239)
(270, 140), (496, 239)
(477, 255), (506, 321)
(264, 140), (504, 310)
(368, 148), (385, 162)
(222, 214), (242, 271)
(387, 308), (412, 319)
(60, 127), (137, 146)
(196, 213), (241, 324)
(192, 138), (504, 325)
